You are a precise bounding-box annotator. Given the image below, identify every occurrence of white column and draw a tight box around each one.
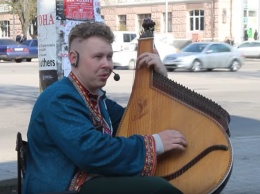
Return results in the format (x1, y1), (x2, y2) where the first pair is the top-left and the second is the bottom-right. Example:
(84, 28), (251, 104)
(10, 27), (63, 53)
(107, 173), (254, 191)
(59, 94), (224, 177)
(165, 0), (168, 33)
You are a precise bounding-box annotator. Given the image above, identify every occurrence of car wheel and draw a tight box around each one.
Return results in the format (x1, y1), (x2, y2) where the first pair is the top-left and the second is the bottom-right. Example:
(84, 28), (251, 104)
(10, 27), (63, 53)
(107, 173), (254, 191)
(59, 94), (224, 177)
(207, 68), (213, 71)
(191, 60), (202, 72)
(128, 59), (135, 70)
(230, 60), (241, 72)
(15, 59), (22, 63)
(26, 58), (32, 62)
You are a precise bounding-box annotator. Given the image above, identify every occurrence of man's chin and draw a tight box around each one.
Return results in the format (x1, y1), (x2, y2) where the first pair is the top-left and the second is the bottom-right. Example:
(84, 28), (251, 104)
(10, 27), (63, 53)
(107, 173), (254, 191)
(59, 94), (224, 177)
(97, 81), (107, 89)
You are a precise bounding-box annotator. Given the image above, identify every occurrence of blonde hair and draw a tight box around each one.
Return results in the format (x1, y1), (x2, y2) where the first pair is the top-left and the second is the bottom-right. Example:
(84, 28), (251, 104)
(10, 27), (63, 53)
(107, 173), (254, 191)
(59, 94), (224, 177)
(68, 22), (114, 51)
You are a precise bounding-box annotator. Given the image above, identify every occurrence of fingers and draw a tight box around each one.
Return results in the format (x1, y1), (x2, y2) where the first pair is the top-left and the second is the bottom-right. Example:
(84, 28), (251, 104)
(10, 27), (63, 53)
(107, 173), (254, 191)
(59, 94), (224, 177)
(166, 131), (187, 150)
(136, 52), (168, 77)
(158, 129), (187, 153)
(137, 52), (160, 69)
(169, 137), (187, 151)
(153, 48), (159, 55)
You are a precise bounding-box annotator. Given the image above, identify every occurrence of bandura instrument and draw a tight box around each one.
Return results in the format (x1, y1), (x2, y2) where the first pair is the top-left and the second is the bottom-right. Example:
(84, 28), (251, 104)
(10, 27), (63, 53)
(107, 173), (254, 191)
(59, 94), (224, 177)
(116, 19), (233, 194)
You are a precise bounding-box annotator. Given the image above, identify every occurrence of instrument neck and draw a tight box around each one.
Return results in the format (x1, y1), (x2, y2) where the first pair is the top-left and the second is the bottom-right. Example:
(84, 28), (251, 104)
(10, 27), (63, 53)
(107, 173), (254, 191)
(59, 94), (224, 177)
(134, 37), (154, 85)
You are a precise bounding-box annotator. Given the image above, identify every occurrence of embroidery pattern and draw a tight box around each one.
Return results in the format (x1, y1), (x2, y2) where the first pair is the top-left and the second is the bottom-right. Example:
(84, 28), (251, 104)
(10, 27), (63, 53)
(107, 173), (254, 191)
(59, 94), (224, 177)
(68, 72), (111, 135)
(68, 72), (112, 191)
(141, 135), (157, 176)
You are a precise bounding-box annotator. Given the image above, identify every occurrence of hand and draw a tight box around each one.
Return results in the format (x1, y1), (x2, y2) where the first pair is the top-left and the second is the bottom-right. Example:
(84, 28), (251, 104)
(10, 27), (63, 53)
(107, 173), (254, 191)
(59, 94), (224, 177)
(157, 129), (187, 152)
(136, 49), (168, 77)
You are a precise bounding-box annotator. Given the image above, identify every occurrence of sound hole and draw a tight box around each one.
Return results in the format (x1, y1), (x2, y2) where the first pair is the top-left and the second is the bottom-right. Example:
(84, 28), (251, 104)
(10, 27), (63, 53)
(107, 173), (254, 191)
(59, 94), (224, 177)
(163, 145), (228, 180)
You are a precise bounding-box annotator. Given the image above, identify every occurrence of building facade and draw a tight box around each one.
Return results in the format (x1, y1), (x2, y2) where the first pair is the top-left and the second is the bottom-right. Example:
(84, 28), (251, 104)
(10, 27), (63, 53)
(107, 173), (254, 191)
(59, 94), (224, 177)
(0, 0), (259, 44)
(101, 0), (260, 44)
(0, 3), (22, 39)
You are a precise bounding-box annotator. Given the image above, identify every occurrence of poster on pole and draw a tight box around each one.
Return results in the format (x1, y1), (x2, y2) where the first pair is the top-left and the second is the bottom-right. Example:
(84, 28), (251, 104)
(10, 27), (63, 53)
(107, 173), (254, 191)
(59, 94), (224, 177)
(64, 0), (94, 20)
(56, 0), (103, 77)
(37, 0), (57, 91)
(38, 0), (103, 90)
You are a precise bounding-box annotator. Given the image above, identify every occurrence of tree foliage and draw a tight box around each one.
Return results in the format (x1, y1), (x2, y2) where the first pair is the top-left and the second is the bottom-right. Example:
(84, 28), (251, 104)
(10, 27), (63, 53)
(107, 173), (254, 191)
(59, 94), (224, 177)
(0, 0), (37, 38)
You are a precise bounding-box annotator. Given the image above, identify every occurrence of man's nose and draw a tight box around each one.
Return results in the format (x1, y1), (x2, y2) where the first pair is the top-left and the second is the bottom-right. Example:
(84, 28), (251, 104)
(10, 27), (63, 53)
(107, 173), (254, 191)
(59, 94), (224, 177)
(102, 58), (112, 68)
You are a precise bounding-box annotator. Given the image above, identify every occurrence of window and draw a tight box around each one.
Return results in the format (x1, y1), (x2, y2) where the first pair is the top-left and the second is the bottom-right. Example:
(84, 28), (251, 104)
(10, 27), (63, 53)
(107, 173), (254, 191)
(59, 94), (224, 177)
(252, 42), (260, 47)
(190, 10), (204, 31)
(31, 40), (38, 47)
(123, 34), (130, 42)
(182, 43), (207, 53)
(208, 44), (220, 53)
(239, 42), (252, 48)
(123, 33), (136, 43)
(22, 41), (30, 46)
(249, 11), (256, 17)
(218, 44), (231, 52)
(222, 9), (227, 24)
(0, 20), (10, 37)
(118, 15), (126, 31)
(138, 14), (151, 32)
(163, 12), (172, 32)
(244, 10), (247, 17)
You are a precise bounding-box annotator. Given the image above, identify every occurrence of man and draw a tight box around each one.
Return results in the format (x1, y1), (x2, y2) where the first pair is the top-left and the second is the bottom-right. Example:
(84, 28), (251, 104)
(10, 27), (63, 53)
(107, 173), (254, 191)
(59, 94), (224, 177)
(23, 22), (187, 194)
(15, 32), (22, 43)
(20, 34), (27, 43)
(254, 29), (258, 40)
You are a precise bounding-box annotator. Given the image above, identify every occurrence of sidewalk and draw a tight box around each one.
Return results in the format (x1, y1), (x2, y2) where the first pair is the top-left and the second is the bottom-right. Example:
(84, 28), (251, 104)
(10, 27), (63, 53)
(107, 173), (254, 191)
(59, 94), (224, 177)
(0, 136), (259, 193)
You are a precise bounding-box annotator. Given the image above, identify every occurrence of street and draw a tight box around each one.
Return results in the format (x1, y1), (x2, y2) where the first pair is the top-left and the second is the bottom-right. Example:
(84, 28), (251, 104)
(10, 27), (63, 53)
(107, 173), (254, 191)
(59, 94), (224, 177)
(0, 59), (260, 193)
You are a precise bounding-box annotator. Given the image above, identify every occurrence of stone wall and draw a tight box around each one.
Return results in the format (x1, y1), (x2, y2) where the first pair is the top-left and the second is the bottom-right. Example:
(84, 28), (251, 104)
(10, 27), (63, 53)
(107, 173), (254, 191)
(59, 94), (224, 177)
(101, 1), (230, 42)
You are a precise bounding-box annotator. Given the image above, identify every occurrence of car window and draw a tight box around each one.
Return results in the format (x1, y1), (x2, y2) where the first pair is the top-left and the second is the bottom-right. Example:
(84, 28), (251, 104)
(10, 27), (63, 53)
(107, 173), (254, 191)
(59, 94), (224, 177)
(130, 34), (137, 41)
(207, 44), (220, 53)
(218, 44), (231, 52)
(239, 42), (253, 48)
(123, 34), (131, 42)
(123, 33), (137, 43)
(0, 39), (20, 45)
(21, 41), (30, 46)
(31, 40), (38, 47)
(182, 43), (207, 52)
(252, 42), (260, 47)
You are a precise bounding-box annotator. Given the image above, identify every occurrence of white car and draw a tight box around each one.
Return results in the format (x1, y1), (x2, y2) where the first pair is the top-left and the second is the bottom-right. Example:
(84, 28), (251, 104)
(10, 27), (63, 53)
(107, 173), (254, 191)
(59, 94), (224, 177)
(163, 42), (244, 72)
(237, 41), (260, 58)
(113, 42), (138, 70)
(113, 34), (176, 70)
(112, 31), (138, 52)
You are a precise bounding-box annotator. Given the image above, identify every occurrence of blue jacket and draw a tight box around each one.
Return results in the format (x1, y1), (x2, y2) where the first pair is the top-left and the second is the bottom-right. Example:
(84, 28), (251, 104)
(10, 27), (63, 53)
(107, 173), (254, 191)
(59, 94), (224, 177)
(23, 77), (151, 193)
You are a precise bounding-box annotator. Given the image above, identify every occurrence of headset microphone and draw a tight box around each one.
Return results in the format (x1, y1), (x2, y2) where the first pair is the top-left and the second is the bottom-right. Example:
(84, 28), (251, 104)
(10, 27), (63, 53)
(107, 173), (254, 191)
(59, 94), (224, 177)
(112, 71), (120, 81)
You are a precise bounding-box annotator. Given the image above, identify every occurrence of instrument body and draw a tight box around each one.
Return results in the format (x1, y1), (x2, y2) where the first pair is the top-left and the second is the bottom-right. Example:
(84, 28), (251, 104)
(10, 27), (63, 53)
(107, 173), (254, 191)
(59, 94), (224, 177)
(116, 36), (233, 194)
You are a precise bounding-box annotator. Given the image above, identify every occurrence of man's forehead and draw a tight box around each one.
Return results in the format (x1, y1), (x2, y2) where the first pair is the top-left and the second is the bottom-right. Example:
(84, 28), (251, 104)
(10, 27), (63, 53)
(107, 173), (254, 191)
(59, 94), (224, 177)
(70, 37), (112, 54)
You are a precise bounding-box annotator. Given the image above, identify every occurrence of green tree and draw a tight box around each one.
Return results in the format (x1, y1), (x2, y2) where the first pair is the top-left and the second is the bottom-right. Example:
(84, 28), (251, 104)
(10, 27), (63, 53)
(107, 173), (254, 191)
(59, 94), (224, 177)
(0, 0), (37, 38)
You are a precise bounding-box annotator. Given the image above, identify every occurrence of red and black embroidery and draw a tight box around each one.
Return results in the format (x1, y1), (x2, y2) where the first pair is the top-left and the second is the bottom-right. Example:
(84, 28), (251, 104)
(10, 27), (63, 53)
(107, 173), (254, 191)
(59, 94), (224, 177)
(141, 135), (157, 176)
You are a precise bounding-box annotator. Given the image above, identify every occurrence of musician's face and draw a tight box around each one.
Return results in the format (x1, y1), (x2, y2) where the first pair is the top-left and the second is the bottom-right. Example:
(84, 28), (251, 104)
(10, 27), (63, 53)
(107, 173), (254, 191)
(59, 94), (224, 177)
(70, 36), (114, 93)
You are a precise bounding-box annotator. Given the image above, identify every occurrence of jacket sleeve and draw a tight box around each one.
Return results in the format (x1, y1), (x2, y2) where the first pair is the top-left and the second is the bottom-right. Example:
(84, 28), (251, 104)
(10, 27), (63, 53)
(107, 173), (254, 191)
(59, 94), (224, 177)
(42, 90), (157, 177)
